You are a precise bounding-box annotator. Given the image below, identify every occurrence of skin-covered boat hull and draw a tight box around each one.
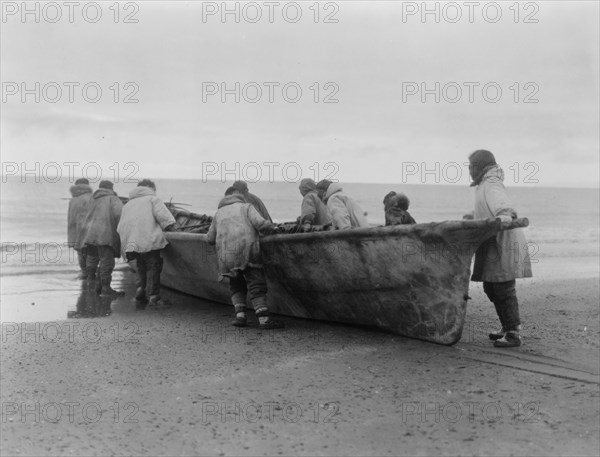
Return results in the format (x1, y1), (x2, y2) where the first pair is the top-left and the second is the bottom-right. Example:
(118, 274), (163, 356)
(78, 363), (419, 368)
(162, 219), (507, 345)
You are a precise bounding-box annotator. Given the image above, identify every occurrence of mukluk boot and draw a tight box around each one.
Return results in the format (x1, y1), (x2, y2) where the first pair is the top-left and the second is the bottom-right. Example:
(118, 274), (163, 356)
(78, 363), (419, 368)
(252, 297), (284, 329)
(232, 303), (247, 327)
(99, 277), (125, 297)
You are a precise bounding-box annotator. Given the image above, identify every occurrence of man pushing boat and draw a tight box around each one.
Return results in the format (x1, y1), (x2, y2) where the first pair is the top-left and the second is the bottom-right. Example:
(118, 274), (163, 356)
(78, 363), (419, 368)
(298, 178), (332, 229)
(67, 178), (93, 279)
(317, 180), (369, 230)
(206, 189), (284, 329)
(383, 191), (417, 226)
(118, 179), (178, 307)
(231, 180), (273, 222)
(80, 180), (124, 296)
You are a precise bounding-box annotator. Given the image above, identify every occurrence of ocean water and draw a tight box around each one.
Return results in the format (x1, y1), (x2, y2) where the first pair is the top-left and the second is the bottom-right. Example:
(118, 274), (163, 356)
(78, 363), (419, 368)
(1, 177), (599, 275)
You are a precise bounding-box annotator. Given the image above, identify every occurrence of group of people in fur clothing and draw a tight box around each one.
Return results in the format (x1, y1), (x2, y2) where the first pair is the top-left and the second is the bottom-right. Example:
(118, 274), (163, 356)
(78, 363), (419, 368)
(68, 150), (531, 346)
(67, 179), (177, 307)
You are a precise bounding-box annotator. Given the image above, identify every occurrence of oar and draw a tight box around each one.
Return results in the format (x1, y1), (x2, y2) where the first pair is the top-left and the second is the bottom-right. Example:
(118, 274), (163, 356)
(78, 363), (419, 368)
(499, 217), (529, 230)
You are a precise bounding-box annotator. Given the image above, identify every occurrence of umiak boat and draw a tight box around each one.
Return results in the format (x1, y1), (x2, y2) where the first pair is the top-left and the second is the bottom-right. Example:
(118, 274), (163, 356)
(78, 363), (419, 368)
(161, 204), (528, 345)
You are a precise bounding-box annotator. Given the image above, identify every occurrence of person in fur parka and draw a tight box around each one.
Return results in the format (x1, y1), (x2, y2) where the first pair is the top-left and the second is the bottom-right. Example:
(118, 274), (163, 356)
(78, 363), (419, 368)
(468, 149), (532, 348)
(321, 182), (369, 230)
(207, 190), (283, 329)
(67, 178), (93, 278)
(80, 180), (124, 296)
(117, 179), (177, 306)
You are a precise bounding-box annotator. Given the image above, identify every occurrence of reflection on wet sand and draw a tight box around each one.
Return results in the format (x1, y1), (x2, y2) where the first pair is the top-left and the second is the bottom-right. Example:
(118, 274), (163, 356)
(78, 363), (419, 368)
(67, 282), (112, 318)
(67, 278), (143, 319)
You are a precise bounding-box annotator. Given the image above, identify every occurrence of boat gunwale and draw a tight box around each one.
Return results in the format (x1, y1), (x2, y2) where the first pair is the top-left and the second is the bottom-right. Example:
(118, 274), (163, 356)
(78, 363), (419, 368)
(165, 217), (527, 243)
(263, 218), (506, 243)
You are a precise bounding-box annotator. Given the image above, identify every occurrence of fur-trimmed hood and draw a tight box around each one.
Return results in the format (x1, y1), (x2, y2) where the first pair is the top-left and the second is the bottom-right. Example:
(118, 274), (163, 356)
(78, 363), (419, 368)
(129, 186), (155, 199)
(92, 188), (117, 199)
(217, 194), (246, 209)
(323, 183), (343, 203)
(69, 184), (92, 197)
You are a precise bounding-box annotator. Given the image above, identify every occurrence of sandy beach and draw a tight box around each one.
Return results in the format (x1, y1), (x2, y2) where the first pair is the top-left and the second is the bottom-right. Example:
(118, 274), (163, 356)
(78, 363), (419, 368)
(1, 254), (598, 456)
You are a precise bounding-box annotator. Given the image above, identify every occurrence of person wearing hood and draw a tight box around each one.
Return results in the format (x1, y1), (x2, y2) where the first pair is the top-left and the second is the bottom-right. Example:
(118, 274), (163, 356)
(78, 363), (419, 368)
(206, 189), (283, 329)
(384, 193), (416, 226)
(320, 182), (369, 230)
(315, 179), (332, 201)
(81, 180), (124, 296)
(383, 191), (396, 214)
(117, 179), (177, 307)
(298, 178), (332, 228)
(231, 180), (273, 222)
(67, 178), (93, 279)
(468, 149), (532, 348)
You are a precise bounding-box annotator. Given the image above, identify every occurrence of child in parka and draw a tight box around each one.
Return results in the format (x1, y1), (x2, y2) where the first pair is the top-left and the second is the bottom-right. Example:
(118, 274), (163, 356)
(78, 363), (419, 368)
(207, 190), (284, 329)
(384, 193), (416, 226)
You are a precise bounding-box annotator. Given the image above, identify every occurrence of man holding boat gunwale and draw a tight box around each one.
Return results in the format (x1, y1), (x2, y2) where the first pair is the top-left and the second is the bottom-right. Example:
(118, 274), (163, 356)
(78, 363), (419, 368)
(467, 149), (533, 348)
(317, 180), (369, 230)
(117, 179), (178, 307)
(207, 188), (283, 329)
(231, 180), (273, 222)
(80, 180), (124, 297)
(298, 178), (332, 228)
(383, 191), (417, 226)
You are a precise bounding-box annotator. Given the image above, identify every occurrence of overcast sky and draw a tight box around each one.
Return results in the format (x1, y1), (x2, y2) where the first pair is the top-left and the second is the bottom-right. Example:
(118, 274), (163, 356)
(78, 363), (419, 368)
(1, 0), (598, 187)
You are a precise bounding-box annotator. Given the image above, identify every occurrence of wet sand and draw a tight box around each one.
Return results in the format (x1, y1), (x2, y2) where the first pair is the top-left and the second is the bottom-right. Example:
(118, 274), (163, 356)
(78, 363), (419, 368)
(1, 258), (599, 456)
